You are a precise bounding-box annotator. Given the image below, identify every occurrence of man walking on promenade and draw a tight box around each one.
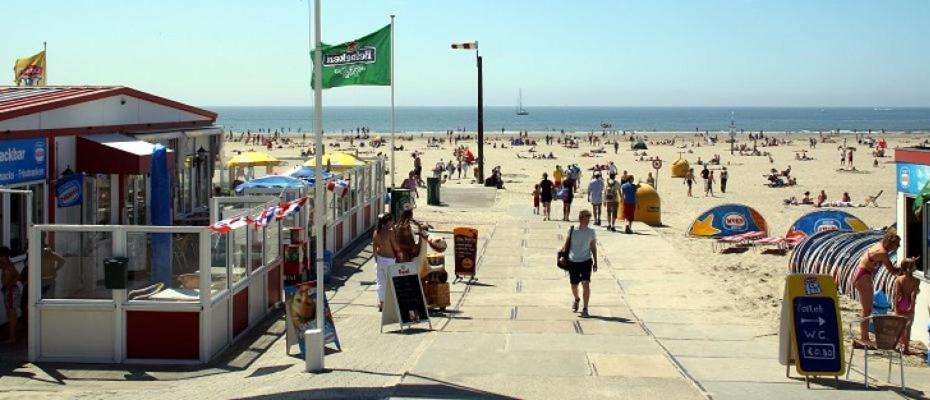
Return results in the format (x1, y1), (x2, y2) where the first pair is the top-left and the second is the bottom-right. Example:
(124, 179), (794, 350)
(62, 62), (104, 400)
(587, 172), (604, 225)
(620, 176), (639, 234)
(603, 172), (621, 231)
(562, 210), (598, 317)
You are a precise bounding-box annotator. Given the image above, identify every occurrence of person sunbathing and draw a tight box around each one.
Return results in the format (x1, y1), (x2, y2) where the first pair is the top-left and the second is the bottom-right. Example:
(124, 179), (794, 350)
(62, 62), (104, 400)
(801, 191), (813, 205)
(815, 190), (827, 207)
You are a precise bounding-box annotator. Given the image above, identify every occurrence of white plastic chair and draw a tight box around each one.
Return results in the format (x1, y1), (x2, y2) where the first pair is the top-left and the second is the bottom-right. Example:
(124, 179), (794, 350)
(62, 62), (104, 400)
(846, 315), (908, 390)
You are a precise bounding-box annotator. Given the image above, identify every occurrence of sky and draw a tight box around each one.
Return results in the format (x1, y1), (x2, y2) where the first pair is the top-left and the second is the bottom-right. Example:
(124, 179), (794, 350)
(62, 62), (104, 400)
(3, 0), (930, 107)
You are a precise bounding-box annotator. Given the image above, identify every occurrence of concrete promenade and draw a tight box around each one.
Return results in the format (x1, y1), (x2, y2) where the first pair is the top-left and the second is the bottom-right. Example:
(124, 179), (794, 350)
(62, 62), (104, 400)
(0, 186), (928, 399)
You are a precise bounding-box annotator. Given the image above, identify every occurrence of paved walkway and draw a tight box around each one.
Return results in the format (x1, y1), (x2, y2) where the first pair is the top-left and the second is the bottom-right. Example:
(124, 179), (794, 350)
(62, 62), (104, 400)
(1, 186), (928, 399)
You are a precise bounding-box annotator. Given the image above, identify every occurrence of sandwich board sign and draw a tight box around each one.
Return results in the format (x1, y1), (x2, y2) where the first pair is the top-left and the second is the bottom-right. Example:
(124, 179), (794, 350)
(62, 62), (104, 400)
(453, 227), (479, 281)
(284, 281), (341, 357)
(381, 262), (431, 332)
(778, 274), (845, 382)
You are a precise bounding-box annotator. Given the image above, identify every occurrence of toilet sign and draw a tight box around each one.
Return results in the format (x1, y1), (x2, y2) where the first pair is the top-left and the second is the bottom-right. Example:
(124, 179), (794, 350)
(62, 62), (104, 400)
(779, 274), (845, 377)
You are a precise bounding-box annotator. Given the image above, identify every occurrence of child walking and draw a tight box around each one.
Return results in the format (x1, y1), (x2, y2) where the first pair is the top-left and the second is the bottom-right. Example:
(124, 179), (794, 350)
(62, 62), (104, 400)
(532, 184), (541, 215)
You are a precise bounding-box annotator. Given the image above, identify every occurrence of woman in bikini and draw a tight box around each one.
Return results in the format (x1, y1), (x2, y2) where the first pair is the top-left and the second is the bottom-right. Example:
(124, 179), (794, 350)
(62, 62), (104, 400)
(373, 214), (398, 311)
(852, 229), (912, 346)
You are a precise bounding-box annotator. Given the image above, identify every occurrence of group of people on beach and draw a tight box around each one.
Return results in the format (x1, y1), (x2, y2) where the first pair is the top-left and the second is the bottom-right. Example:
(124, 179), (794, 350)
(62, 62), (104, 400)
(535, 164), (639, 234)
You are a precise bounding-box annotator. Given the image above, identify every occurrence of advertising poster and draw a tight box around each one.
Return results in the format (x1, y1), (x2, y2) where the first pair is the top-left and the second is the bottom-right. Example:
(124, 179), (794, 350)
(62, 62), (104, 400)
(284, 282), (340, 356)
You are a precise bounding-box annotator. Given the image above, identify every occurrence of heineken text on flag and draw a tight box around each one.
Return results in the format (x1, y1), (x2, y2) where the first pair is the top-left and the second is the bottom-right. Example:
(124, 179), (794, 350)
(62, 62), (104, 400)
(313, 24), (390, 89)
(13, 51), (46, 86)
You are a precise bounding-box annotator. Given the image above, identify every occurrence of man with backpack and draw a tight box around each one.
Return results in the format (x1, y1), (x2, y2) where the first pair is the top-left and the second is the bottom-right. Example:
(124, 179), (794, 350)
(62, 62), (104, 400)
(603, 172), (622, 231)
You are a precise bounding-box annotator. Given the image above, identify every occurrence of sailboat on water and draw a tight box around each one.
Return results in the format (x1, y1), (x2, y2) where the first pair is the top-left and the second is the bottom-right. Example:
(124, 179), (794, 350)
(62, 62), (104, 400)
(516, 89), (529, 116)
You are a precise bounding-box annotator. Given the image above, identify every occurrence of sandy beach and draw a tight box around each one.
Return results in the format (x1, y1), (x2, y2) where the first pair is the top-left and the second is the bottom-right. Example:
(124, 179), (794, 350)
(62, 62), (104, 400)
(224, 130), (922, 345)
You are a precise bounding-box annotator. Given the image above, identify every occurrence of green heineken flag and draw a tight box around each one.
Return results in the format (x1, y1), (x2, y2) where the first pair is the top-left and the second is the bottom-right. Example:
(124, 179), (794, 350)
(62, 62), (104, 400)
(313, 24), (391, 89)
(914, 180), (930, 215)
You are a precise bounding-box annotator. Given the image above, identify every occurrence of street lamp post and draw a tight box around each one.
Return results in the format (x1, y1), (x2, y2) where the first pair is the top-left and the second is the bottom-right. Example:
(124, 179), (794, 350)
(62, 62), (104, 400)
(451, 41), (484, 183)
(476, 51), (484, 183)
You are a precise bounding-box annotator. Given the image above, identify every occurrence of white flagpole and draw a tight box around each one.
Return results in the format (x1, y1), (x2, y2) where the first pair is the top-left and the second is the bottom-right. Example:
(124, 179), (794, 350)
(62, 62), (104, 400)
(311, 0), (326, 372)
(390, 15), (396, 188)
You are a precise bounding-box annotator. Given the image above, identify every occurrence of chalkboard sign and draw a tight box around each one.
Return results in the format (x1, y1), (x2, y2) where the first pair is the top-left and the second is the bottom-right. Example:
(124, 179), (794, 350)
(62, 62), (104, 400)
(778, 274), (845, 377)
(792, 296), (841, 373)
(392, 273), (429, 324)
(381, 262), (431, 331)
(454, 227), (478, 278)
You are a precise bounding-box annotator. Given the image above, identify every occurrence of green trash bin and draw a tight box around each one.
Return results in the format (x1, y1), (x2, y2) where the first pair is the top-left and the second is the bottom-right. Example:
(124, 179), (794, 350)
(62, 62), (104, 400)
(104, 257), (129, 289)
(390, 188), (414, 222)
(426, 177), (441, 206)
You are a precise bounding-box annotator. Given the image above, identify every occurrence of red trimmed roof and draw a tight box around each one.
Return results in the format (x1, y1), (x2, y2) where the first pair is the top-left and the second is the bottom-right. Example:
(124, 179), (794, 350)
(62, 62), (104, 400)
(0, 86), (217, 122)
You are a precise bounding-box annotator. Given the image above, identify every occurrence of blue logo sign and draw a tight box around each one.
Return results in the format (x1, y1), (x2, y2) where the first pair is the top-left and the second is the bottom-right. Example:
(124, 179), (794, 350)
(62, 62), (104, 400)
(0, 138), (47, 186)
(56, 174), (83, 208)
(897, 162), (930, 196)
(792, 296), (842, 373)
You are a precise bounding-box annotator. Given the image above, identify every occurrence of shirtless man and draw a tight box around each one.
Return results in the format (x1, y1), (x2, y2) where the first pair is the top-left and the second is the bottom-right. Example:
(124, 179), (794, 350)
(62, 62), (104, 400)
(1, 246), (20, 344)
(372, 214), (397, 311)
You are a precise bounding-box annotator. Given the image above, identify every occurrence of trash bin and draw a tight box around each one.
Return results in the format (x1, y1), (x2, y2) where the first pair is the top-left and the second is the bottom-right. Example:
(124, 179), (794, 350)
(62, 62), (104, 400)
(426, 177), (441, 206)
(104, 257), (129, 289)
(390, 188), (414, 221)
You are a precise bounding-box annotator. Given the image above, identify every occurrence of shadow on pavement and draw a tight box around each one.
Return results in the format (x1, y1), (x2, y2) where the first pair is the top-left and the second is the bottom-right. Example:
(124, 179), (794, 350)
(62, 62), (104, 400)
(235, 371), (519, 400)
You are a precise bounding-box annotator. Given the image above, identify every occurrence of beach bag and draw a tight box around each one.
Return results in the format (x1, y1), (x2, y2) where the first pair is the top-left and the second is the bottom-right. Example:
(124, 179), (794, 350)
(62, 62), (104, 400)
(556, 186), (570, 200)
(557, 226), (574, 270)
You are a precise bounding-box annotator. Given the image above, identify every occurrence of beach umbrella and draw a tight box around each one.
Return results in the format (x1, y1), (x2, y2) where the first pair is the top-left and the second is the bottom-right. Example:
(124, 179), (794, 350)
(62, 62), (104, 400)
(303, 151), (364, 171)
(226, 151), (283, 168)
(235, 175), (307, 193)
(286, 166), (334, 182)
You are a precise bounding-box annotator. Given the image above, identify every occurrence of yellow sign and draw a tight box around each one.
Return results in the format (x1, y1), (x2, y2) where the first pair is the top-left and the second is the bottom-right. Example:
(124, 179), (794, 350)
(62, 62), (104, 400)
(778, 274), (845, 377)
(14, 50), (46, 86)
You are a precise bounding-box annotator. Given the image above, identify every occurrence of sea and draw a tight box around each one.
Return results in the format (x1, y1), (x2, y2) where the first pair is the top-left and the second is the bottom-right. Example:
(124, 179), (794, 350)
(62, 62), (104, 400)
(211, 106), (930, 135)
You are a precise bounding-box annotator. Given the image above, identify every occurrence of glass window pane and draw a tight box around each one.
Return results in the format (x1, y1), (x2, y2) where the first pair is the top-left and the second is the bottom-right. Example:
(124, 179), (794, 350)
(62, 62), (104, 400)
(211, 233), (228, 293)
(230, 227), (247, 283)
(265, 223), (280, 265)
(95, 174), (111, 225)
(125, 232), (201, 301)
(250, 227), (263, 270)
(40, 231), (113, 300)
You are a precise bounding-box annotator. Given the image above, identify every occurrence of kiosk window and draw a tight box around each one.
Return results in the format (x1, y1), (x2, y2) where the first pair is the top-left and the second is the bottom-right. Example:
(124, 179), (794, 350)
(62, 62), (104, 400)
(7, 183), (44, 257)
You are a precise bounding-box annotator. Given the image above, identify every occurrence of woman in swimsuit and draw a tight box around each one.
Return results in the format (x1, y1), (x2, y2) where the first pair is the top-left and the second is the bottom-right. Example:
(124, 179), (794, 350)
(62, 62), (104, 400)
(373, 214), (397, 311)
(852, 229), (909, 345)
(893, 259), (920, 354)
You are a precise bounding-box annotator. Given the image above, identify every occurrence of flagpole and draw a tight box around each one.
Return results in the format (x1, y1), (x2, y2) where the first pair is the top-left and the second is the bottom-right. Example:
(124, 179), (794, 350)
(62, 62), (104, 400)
(310, 0), (326, 372)
(43, 41), (47, 85)
(389, 15), (396, 188)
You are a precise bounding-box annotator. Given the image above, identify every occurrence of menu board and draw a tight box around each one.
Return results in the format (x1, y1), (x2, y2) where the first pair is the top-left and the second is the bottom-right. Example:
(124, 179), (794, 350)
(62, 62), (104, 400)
(382, 262), (431, 331)
(778, 274), (845, 377)
(453, 227), (479, 278)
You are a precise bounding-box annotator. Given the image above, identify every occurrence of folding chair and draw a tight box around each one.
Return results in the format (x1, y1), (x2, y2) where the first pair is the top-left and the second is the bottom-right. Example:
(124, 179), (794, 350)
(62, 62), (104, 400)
(863, 190), (883, 207)
(846, 315), (908, 390)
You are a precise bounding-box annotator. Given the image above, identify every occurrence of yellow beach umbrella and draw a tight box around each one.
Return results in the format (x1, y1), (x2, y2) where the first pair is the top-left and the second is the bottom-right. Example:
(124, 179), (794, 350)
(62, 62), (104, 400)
(226, 151), (283, 168)
(303, 152), (364, 171)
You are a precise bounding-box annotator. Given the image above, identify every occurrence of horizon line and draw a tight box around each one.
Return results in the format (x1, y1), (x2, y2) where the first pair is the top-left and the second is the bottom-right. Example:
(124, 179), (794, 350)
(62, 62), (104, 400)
(203, 105), (930, 109)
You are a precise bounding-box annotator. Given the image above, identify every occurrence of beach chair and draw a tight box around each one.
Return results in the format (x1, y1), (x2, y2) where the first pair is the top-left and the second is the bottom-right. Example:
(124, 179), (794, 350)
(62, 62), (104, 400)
(863, 190), (883, 207)
(713, 231), (764, 253)
(846, 315), (908, 390)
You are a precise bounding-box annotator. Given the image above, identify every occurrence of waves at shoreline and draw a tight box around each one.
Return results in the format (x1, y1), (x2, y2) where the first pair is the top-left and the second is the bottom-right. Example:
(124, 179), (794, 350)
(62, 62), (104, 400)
(212, 106), (930, 135)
